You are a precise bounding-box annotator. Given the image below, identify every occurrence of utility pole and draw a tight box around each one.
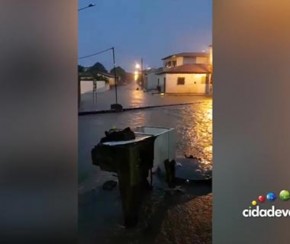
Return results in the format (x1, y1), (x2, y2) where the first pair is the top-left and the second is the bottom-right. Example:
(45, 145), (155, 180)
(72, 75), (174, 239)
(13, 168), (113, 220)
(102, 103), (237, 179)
(110, 47), (123, 111)
(78, 46), (123, 111)
(141, 58), (144, 88)
(112, 47), (118, 104)
(78, 3), (96, 111)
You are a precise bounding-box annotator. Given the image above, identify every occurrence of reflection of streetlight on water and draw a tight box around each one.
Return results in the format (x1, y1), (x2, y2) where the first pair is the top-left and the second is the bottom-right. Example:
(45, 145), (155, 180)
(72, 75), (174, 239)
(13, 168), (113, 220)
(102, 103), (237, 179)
(134, 60), (143, 87)
(134, 63), (140, 82)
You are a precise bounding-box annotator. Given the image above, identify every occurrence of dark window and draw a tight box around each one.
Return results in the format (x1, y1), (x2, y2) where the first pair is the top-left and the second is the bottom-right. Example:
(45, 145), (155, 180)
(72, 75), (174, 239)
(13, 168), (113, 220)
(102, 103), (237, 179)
(172, 61), (177, 67)
(177, 77), (185, 85)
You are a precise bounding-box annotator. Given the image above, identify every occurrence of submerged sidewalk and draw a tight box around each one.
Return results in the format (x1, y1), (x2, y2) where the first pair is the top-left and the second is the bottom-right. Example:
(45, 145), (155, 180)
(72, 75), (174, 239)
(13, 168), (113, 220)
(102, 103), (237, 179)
(80, 82), (211, 112)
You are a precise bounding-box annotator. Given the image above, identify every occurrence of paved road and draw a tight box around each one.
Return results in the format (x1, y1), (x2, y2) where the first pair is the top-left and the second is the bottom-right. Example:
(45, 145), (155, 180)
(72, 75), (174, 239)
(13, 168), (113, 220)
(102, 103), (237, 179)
(80, 82), (210, 111)
(79, 98), (212, 182)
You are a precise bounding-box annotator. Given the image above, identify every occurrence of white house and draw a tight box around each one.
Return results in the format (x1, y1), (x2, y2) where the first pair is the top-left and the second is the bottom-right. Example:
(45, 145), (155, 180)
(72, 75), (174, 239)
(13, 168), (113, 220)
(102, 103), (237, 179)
(146, 49), (213, 95)
(80, 72), (113, 94)
(143, 68), (163, 91)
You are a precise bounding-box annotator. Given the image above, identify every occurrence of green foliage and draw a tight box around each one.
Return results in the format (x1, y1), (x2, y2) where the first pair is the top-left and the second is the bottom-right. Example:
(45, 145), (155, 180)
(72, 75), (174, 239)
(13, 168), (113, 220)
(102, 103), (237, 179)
(78, 65), (85, 73)
(110, 66), (126, 82)
(88, 62), (108, 73)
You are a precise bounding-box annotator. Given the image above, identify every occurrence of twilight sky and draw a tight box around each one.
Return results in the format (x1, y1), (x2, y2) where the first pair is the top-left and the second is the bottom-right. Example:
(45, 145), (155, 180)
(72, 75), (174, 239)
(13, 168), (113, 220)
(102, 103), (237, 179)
(78, 0), (212, 72)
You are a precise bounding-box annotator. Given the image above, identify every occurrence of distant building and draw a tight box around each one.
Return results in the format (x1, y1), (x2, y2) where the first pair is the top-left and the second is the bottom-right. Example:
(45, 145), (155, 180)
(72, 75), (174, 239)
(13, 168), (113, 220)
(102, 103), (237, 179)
(79, 71), (114, 94)
(145, 47), (213, 95)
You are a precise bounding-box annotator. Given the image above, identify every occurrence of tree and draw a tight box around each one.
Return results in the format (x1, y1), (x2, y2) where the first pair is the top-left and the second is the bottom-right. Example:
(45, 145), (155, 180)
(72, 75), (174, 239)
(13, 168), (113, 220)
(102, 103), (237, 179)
(88, 62), (108, 74)
(78, 65), (85, 73)
(110, 66), (126, 82)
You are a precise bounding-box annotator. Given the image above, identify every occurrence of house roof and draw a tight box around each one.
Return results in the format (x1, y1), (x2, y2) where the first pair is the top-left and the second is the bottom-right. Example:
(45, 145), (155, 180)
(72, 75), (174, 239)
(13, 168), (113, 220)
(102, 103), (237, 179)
(144, 67), (163, 74)
(162, 52), (209, 60)
(156, 64), (212, 74)
(80, 71), (114, 78)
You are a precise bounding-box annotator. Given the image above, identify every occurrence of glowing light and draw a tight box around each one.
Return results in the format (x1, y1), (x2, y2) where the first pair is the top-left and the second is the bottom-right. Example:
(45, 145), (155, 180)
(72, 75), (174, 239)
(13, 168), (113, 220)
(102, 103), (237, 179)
(135, 63), (141, 69)
(209, 45), (213, 65)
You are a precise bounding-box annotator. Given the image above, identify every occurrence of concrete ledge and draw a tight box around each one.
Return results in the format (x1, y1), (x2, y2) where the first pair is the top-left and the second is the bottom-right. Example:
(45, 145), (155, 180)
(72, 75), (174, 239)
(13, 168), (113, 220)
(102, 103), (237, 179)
(78, 102), (200, 116)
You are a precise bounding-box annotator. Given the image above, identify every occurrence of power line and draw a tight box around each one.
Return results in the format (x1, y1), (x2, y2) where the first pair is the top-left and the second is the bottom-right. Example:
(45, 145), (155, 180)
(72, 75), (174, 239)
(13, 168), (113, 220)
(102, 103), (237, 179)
(78, 47), (113, 60)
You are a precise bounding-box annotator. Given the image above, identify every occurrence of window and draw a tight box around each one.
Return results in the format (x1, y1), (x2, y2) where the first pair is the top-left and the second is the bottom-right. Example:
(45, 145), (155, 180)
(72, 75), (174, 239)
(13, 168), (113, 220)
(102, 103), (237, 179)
(177, 77), (185, 85)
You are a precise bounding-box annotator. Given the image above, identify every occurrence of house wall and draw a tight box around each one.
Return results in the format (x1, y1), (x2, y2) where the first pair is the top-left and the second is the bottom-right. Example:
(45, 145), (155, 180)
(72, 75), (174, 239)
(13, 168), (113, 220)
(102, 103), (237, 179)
(196, 56), (209, 64)
(165, 73), (208, 94)
(144, 72), (160, 90)
(176, 57), (183, 66)
(183, 57), (196, 64)
(158, 74), (166, 93)
(163, 56), (183, 67)
(108, 77), (115, 86)
(80, 80), (109, 94)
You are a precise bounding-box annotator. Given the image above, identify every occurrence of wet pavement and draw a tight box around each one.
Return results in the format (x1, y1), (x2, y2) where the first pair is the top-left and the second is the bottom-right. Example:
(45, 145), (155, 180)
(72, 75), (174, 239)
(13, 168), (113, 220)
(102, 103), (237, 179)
(79, 82), (209, 111)
(78, 84), (212, 243)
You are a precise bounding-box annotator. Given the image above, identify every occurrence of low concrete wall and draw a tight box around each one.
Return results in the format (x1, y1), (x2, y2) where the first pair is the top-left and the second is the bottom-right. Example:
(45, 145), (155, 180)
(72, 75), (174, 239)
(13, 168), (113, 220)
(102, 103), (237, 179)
(81, 80), (110, 94)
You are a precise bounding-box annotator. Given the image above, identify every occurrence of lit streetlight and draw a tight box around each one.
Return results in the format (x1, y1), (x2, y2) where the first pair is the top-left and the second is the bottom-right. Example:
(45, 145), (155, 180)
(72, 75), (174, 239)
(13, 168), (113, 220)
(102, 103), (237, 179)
(134, 59), (144, 87)
(135, 63), (141, 69)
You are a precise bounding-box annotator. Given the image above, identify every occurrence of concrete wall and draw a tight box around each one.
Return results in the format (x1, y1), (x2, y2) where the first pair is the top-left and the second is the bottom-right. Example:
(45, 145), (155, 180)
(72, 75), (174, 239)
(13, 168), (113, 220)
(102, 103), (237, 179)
(183, 57), (196, 64)
(163, 56), (209, 66)
(176, 56), (183, 66)
(108, 77), (115, 86)
(163, 56), (183, 67)
(165, 73), (208, 94)
(144, 72), (160, 90)
(196, 56), (209, 64)
(158, 74), (166, 93)
(80, 80), (110, 94)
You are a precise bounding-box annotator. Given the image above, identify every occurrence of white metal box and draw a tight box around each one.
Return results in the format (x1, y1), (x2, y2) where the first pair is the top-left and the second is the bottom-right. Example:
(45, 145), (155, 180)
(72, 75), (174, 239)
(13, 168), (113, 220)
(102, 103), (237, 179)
(134, 126), (176, 173)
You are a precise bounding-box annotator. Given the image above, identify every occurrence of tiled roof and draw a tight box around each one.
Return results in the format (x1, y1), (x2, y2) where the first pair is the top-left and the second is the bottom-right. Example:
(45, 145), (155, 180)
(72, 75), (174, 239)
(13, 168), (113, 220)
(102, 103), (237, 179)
(156, 64), (212, 74)
(162, 52), (209, 60)
(80, 71), (114, 78)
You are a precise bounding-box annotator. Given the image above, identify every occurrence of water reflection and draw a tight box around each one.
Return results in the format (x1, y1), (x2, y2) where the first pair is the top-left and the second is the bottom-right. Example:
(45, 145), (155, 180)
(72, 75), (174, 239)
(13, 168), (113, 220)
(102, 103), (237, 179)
(81, 99), (212, 172)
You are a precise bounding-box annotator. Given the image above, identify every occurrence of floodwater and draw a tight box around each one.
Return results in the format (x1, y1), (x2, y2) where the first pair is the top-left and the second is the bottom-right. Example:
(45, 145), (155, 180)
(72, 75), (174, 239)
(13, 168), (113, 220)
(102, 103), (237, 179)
(78, 93), (212, 244)
(79, 98), (212, 179)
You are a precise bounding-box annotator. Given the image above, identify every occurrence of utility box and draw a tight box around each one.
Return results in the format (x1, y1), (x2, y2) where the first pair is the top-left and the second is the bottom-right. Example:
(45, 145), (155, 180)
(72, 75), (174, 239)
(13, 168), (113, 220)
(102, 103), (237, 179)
(91, 134), (156, 227)
(134, 126), (176, 173)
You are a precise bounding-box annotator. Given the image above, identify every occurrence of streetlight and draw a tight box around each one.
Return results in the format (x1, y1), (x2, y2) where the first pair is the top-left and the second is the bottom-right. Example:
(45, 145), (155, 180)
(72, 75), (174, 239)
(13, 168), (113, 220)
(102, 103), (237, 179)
(134, 59), (144, 87)
(134, 63), (140, 82)
(78, 3), (96, 11)
(135, 63), (141, 70)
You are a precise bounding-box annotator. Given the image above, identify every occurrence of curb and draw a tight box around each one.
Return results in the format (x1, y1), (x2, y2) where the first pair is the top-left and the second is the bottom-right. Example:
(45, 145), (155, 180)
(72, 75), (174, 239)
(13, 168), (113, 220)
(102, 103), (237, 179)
(78, 102), (201, 116)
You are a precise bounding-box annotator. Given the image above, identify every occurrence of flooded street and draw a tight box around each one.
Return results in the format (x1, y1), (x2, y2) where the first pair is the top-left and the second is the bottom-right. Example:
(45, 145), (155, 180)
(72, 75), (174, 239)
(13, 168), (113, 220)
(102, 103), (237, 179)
(78, 84), (212, 243)
(79, 91), (212, 179)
